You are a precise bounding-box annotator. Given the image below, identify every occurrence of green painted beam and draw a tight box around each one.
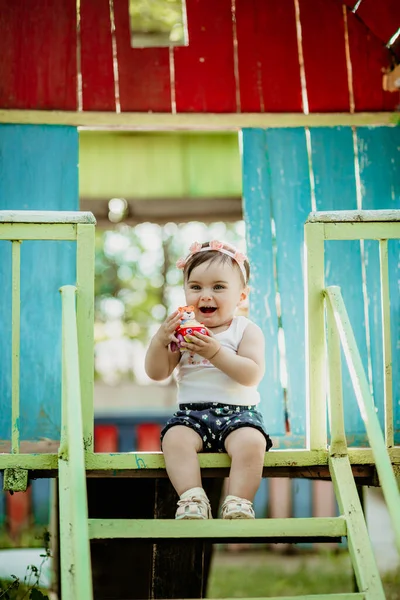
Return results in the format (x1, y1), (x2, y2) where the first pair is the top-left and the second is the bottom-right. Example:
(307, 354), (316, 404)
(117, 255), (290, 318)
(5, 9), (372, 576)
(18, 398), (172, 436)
(0, 223), (77, 241)
(1, 447), (400, 471)
(79, 131), (241, 200)
(177, 596), (365, 600)
(88, 516), (346, 540)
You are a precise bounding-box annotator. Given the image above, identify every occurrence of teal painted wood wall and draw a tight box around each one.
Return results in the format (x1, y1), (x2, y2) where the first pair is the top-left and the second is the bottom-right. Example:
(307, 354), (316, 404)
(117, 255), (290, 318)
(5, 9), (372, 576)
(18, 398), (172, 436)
(242, 126), (400, 448)
(0, 124), (78, 442)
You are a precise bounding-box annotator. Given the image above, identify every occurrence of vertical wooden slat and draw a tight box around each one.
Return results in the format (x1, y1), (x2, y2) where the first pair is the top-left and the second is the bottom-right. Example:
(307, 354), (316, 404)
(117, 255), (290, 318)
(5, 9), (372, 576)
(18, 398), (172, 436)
(0, 0), (77, 110)
(299, 0), (349, 112)
(31, 479), (51, 525)
(269, 478), (291, 551)
(356, 0), (400, 45)
(113, 0), (171, 112)
(356, 127), (400, 444)
(347, 11), (399, 111)
(0, 125), (78, 443)
(292, 479), (313, 548)
(235, 0), (302, 112)
(267, 129), (312, 441)
(174, 0), (237, 112)
(379, 240), (393, 447)
(11, 241), (21, 454)
(80, 0), (116, 111)
(242, 129), (285, 437)
(77, 224), (95, 452)
(326, 296), (346, 455)
(310, 127), (368, 443)
(313, 480), (337, 549)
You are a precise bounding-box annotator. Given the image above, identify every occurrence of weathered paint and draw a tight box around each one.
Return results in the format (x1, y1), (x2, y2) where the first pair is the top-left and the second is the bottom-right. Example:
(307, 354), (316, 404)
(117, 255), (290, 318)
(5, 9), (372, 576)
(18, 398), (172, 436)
(87, 515), (346, 540)
(330, 455), (385, 598)
(0, 125), (78, 442)
(241, 129), (285, 434)
(310, 127), (368, 441)
(326, 286), (400, 553)
(356, 127), (400, 444)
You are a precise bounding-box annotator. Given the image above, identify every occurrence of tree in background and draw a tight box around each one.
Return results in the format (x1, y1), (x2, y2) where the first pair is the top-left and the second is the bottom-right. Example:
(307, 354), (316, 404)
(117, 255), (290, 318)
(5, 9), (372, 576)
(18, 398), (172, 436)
(94, 220), (245, 384)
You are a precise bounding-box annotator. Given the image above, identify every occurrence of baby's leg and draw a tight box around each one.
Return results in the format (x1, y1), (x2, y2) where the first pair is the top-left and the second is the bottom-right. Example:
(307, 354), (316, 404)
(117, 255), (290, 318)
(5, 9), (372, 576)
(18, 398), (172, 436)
(224, 427), (266, 499)
(162, 425), (203, 496)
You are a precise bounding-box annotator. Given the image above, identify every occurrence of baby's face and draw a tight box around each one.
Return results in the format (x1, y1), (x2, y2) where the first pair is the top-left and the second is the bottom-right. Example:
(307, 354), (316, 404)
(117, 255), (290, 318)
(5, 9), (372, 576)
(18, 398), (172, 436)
(184, 259), (247, 329)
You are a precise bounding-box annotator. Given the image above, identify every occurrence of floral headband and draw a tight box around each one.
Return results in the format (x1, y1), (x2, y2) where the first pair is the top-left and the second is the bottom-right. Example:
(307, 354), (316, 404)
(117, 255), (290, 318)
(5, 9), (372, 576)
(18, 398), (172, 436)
(176, 240), (248, 283)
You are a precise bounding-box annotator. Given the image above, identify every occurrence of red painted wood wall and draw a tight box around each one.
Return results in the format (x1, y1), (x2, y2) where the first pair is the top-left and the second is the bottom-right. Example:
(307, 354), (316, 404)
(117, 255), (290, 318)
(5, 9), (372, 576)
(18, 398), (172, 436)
(0, 0), (398, 112)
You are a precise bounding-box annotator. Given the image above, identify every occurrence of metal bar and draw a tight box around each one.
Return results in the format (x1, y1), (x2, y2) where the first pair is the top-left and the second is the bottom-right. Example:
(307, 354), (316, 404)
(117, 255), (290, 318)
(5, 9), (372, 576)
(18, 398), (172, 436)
(329, 456), (385, 599)
(60, 285), (93, 600)
(325, 298), (347, 455)
(323, 222), (400, 241)
(326, 286), (400, 555)
(379, 239), (393, 447)
(304, 223), (327, 450)
(0, 224), (77, 241)
(88, 516), (347, 540)
(11, 241), (21, 454)
(76, 224), (95, 452)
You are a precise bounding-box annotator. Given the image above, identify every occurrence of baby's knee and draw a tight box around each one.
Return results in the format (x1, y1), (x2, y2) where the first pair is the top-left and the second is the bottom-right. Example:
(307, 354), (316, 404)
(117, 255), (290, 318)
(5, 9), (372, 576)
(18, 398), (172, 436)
(162, 425), (202, 453)
(227, 427), (267, 458)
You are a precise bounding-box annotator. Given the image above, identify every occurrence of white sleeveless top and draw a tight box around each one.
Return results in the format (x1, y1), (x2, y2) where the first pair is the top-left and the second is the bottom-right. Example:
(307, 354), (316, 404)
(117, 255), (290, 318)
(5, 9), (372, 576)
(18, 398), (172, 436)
(176, 316), (260, 406)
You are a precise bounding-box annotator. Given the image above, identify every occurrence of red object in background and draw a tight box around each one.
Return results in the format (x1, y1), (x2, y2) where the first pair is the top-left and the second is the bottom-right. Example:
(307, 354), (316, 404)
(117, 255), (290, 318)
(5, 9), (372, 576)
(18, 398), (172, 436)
(6, 488), (31, 539)
(136, 424), (162, 451)
(356, 0), (400, 46)
(94, 425), (119, 452)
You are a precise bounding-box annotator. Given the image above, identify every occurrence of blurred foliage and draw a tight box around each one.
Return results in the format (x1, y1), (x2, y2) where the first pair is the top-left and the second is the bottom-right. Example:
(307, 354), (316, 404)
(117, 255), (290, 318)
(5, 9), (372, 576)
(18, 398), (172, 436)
(94, 221), (244, 382)
(129, 0), (185, 45)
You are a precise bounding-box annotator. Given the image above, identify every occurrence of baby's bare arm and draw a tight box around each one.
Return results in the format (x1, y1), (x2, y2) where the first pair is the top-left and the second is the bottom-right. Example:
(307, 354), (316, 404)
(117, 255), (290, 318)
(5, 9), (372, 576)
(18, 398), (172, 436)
(184, 322), (265, 386)
(145, 311), (182, 381)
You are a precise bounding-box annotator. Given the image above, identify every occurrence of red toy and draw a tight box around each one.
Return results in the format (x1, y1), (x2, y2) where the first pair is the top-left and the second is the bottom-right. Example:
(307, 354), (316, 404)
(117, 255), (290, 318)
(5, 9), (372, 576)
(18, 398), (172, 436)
(170, 305), (209, 352)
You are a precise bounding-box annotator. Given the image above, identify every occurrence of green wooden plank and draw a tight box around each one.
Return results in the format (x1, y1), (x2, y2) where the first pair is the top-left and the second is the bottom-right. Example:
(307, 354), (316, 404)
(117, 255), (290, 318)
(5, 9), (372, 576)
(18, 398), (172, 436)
(0, 223), (77, 240)
(329, 456), (385, 599)
(11, 241), (21, 453)
(323, 222), (400, 240)
(185, 596), (365, 600)
(88, 516), (346, 540)
(0, 210), (95, 224)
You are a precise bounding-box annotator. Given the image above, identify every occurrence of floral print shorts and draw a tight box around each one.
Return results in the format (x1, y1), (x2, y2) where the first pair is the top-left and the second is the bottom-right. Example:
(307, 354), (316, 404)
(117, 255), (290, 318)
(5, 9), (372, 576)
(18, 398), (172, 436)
(160, 402), (273, 453)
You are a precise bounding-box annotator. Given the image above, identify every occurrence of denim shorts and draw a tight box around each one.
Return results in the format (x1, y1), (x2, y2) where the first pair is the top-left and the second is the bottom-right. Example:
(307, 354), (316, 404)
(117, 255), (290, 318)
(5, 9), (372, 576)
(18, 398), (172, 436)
(160, 402), (273, 453)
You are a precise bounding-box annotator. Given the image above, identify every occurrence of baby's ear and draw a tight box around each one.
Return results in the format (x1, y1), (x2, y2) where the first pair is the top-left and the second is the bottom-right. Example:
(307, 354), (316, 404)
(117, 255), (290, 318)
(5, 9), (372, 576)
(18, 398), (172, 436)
(240, 286), (250, 303)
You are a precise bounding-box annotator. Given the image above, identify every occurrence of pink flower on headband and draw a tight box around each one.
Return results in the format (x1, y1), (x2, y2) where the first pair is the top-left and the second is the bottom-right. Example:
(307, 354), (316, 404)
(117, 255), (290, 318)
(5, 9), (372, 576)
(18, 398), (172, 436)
(234, 251), (247, 265)
(209, 240), (224, 250)
(189, 242), (202, 254)
(176, 258), (186, 270)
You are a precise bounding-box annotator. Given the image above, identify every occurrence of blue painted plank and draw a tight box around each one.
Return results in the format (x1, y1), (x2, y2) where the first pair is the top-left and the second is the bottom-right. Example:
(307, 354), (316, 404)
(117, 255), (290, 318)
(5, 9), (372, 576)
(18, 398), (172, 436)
(242, 129), (285, 437)
(253, 478), (269, 518)
(0, 473), (5, 527)
(265, 128), (312, 439)
(356, 127), (400, 443)
(31, 479), (51, 525)
(119, 424), (136, 452)
(310, 127), (369, 443)
(292, 478), (313, 547)
(0, 124), (78, 441)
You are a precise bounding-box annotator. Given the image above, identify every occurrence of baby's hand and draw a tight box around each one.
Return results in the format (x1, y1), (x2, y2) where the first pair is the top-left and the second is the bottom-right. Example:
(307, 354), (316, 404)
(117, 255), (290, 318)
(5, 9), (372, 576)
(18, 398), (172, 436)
(182, 330), (221, 361)
(154, 311), (182, 348)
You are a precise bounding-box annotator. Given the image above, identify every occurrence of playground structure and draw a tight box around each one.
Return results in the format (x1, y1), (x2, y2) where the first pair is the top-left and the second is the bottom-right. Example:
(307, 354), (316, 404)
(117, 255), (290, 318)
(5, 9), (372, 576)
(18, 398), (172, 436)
(1, 1), (400, 599)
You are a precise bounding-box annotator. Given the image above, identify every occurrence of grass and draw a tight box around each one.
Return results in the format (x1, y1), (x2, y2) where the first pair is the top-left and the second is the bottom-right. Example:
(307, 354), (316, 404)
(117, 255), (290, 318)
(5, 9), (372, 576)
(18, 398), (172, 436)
(208, 548), (400, 599)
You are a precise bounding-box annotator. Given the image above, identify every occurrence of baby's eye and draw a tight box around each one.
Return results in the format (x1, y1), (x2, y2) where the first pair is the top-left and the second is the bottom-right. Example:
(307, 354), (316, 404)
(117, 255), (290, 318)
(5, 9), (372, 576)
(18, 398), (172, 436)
(214, 285), (225, 290)
(190, 285), (201, 290)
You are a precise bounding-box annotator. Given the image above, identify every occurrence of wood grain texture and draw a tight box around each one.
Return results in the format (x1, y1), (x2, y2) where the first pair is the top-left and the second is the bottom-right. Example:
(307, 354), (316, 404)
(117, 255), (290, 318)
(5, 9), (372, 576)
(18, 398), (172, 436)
(347, 10), (399, 111)
(80, 0), (116, 111)
(0, 0), (76, 110)
(299, 0), (350, 112)
(174, 0), (237, 112)
(235, 0), (302, 112)
(114, 0), (171, 112)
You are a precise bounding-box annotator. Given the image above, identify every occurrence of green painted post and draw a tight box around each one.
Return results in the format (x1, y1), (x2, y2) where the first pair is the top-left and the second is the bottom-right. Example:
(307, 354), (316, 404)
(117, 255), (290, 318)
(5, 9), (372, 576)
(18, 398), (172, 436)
(11, 240), (21, 453)
(325, 299), (347, 456)
(76, 224), (95, 452)
(379, 239), (393, 447)
(304, 222), (327, 450)
(59, 285), (93, 599)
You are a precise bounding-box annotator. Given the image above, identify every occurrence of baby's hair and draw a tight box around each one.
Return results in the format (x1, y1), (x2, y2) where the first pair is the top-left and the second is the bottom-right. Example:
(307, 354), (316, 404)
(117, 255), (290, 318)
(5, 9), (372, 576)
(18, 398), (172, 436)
(183, 241), (250, 286)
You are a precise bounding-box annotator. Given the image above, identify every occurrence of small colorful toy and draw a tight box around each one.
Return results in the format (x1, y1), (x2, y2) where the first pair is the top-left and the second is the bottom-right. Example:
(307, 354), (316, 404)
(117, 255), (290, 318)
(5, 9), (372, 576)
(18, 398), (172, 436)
(170, 305), (209, 352)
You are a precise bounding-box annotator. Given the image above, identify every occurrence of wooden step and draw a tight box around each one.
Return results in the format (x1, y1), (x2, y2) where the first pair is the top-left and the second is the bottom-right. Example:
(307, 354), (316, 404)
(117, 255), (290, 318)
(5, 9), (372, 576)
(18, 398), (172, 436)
(88, 516), (346, 544)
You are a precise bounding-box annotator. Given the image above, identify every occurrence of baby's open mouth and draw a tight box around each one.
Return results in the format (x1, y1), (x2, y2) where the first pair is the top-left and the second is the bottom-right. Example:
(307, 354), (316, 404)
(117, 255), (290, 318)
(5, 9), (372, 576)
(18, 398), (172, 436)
(200, 307), (216, 314)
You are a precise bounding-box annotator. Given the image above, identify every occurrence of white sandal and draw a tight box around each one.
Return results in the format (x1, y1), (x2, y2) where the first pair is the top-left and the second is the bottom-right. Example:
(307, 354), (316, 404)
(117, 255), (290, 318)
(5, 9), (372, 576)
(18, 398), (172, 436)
(221, 495), (255, 519)
(175, 494), (212, 520)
